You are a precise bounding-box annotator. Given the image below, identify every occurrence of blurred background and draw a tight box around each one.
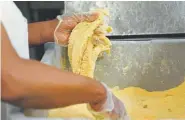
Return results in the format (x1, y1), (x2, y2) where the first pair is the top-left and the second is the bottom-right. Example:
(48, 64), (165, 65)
(14, 1), (65, 60)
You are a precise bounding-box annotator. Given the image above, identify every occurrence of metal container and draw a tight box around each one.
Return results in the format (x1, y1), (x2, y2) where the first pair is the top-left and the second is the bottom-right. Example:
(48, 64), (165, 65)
(55, 38), (185, 91)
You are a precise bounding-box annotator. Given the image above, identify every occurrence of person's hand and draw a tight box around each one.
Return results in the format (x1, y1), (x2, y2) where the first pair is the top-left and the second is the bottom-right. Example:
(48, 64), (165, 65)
(89, 95), (107, 112)
(109, 94), (128, 120)
(54, 12), (99, 46)
(88, 83), (129, 120)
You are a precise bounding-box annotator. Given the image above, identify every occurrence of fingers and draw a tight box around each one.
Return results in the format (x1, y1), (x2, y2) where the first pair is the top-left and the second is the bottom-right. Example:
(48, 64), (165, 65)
(61, 16), (78, 30)
(61, 12), (99, 30)
(73, 12), (99, 23)
(54, 12), (99, 46)
(55, 30), (70, 45)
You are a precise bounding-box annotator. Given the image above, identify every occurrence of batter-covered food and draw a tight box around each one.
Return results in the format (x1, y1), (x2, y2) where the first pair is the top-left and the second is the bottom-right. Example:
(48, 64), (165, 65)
(68, 9), (112, 78)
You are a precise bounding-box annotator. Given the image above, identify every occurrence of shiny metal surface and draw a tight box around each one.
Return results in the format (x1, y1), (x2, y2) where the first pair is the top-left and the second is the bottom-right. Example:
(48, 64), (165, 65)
(56, 39), (185, 91)
(65, 1), (185, 35)
(94, 40), (185, 91)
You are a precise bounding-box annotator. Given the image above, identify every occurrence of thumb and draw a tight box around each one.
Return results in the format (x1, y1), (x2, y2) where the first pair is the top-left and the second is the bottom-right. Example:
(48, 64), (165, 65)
(54, 30), (70, 46)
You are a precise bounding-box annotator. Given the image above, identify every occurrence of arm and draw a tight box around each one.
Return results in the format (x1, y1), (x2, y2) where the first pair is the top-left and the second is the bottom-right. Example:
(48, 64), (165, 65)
(1, 23), (106, 109)
(28, 19), (58, 45)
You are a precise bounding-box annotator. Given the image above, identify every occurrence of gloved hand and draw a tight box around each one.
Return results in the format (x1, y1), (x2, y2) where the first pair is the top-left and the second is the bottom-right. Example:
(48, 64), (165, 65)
(54, 12), (99, 46)
(88, 83), (129, 120)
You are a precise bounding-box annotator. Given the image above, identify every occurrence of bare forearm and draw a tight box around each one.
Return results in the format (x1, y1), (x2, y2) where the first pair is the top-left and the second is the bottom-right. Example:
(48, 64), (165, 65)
(1, 22), (105, 109)
(3, 58), (106, 109)
(28, 19), (58, 45)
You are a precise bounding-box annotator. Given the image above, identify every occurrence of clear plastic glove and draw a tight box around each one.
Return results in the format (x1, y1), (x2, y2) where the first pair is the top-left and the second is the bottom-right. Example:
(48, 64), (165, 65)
(110, 94), (129, 120)
(54, 12), (99, 46)
(88, 83), (129, 120)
